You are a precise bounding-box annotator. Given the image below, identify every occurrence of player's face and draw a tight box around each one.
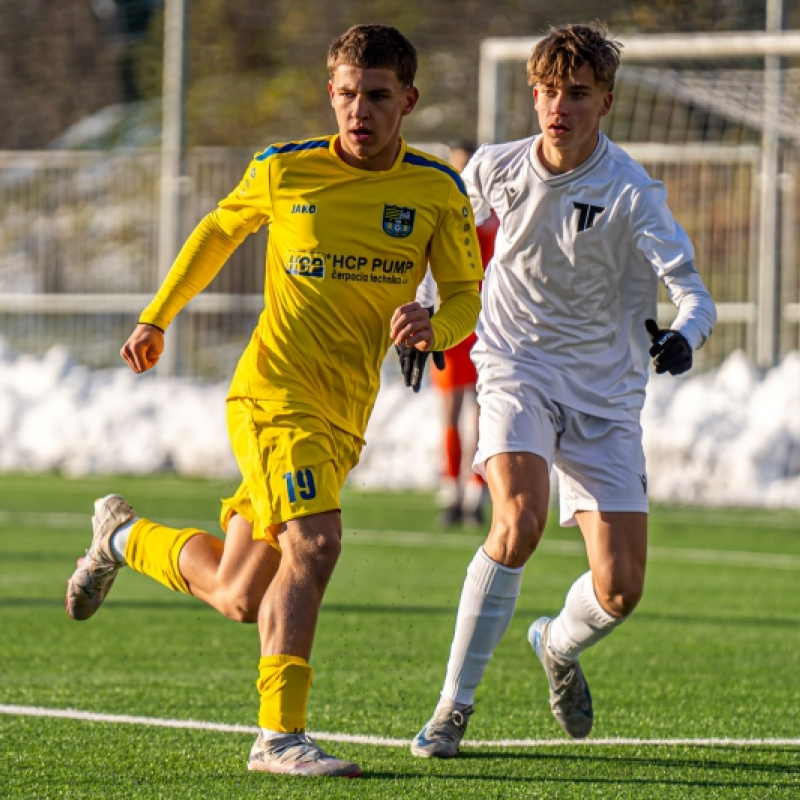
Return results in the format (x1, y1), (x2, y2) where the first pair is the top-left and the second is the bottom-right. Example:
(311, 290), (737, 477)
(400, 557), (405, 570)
(533, 62), (613, 174)
(328, 65), (419, 172)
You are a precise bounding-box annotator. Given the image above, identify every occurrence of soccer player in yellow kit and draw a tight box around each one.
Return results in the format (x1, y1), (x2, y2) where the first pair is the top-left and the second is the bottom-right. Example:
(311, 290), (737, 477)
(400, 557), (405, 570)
(65, 24), (482, 778)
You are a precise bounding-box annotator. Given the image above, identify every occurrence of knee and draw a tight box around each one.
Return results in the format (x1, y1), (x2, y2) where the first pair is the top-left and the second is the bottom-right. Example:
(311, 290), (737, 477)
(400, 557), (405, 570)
(290, 529), (342, 583)
(485, 504), (545, 568)
(595, 578), (644, 619)
(215, 588), (261, 623)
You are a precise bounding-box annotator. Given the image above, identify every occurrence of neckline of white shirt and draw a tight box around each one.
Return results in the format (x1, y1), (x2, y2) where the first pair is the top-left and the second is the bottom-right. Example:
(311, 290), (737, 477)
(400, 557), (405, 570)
(529, 133), (609, 187)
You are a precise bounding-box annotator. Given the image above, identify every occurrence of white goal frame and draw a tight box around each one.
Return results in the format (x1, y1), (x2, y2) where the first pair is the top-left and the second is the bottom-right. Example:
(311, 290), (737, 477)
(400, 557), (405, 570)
(477, 30), (800, 367)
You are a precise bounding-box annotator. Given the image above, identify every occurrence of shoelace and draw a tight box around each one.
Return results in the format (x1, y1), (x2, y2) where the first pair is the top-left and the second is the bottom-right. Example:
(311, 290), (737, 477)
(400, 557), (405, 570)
(427, 707), (472, 742)
(267, 734), (331, 764)
(79, 553), (117, 576)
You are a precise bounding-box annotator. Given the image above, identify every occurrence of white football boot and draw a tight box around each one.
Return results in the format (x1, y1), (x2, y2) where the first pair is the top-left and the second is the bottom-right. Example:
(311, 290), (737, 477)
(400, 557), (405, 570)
(65, 494), (135, 621)
(528, 616), (593, 739)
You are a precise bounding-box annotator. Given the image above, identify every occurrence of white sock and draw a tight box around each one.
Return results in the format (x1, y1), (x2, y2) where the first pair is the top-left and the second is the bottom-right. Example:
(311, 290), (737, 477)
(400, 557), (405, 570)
(109, 518), (138, 563)
(546, 571), (623, 662)
(440, 548), (524, 707)
(260, 728), (291, 741)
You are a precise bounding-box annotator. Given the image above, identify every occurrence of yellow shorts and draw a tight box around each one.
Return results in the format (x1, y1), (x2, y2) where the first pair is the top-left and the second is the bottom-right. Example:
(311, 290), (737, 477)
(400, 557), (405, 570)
(220, 398), (364, 548)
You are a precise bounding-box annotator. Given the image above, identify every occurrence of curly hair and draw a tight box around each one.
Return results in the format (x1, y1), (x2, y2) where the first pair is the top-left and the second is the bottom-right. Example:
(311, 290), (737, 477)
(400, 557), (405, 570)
(527, 22), (622, 90)
(328, 24), (418, 88)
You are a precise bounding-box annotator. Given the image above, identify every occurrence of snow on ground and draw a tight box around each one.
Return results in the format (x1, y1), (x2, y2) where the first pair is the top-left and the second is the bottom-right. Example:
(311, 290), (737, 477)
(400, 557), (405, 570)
(0, 337), (798, 509)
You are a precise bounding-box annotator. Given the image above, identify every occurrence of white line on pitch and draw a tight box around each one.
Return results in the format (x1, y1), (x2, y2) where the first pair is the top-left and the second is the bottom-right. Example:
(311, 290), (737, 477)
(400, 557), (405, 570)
(1, 705), (799, 748)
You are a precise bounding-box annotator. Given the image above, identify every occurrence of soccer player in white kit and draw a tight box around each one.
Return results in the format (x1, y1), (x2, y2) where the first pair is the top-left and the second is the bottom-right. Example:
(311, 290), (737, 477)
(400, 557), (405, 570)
(412, 22), (717, 757)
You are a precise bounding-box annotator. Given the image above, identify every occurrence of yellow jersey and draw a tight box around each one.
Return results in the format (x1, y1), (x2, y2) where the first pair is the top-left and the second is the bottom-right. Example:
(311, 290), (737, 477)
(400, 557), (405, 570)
(141, 135), (482, 438)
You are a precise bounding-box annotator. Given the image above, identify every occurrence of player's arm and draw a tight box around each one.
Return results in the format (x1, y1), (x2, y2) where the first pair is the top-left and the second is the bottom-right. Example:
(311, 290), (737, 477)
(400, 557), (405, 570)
(632, 183), (717, 376)
(120, 208), (254, 374)
(392, 170), (483, 391)
(429, 279), (480, 351)
(392, 268), (447, 392)
(390, 280), (480, 391)
(424, 172), (483, 349)
(391, 301), (441, 392)
(645, 261), (717, 376)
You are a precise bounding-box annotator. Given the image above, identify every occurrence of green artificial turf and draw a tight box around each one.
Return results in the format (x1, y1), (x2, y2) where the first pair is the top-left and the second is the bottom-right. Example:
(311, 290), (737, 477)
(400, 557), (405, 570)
(1, 473), (799, 798)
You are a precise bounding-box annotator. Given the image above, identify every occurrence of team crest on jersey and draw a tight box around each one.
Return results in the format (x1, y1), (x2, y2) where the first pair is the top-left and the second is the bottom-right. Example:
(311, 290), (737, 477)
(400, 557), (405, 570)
(382, 205), (416, 238)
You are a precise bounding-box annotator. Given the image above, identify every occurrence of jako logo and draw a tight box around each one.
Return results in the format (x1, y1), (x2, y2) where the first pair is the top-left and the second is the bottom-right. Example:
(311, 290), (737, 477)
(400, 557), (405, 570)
(291, 204), (317, 214)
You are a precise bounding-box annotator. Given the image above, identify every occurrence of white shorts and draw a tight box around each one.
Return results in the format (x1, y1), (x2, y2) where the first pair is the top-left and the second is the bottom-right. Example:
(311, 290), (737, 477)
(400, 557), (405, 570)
(474, 382), (648, 526)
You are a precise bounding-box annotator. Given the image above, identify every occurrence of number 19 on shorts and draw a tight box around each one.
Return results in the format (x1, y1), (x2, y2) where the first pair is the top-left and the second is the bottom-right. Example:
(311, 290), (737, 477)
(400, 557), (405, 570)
(283, 469), (317, 503)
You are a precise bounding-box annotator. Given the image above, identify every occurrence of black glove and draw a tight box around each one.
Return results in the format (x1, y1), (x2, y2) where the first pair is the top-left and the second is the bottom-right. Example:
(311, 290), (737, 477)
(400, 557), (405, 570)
(396, 307), (446, 392)
(645, 318), (692, 375)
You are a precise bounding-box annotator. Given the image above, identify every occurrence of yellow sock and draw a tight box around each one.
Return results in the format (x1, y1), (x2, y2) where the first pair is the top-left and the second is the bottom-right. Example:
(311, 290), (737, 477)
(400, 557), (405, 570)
(256, 655), (313, 733)
(125, 519), (202, 595)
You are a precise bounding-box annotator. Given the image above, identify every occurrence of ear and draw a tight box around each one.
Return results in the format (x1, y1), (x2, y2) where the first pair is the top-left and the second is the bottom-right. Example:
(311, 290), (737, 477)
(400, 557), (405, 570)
(401, 86), (420, 117)
(600, 91), (613, 117)
(327, 80), (335, 106)
(532, 86), (540, 108)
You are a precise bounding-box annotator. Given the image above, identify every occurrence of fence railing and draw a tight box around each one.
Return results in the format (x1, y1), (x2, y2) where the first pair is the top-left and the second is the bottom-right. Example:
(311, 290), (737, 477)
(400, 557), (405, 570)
(0, 145), (797, 379)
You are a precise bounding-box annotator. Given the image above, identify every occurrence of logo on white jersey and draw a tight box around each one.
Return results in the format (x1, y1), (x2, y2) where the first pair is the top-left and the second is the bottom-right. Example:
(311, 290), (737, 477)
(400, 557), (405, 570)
(573, 202), (605, 233)
(504, 186), (518, 208)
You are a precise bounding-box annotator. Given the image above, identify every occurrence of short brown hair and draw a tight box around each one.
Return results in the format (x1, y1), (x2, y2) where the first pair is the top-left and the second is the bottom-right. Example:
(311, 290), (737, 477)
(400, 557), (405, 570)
(328, 24), (418, 87)
(527, 23), (622, 90)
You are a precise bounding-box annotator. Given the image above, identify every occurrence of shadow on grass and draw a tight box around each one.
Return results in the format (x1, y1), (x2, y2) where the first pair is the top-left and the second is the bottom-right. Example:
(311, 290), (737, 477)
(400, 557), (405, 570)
(480, 747), (800, 774)
(359, 747), (800, 788)
(2, 596), (800, 629)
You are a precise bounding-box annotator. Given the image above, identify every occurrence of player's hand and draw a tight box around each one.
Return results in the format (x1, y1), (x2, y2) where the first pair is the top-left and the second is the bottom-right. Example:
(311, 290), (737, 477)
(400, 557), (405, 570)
(396, 343), (446, 392)
(390, 304), (445, 392)
(120, 323), (165, 374)
(645, 318), (692, 375)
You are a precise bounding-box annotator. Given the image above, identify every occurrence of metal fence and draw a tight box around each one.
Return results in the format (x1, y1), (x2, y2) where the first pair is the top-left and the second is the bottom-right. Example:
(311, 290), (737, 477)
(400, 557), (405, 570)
(0, 144), (797, 380)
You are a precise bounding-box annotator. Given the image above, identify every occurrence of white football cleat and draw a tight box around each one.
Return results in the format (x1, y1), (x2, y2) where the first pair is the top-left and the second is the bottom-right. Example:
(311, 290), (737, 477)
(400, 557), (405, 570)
(411, 702), (474, 758)
(528, 616), (593, 739)
(65, 494), (135, 621)
(248, 732), (361, 777)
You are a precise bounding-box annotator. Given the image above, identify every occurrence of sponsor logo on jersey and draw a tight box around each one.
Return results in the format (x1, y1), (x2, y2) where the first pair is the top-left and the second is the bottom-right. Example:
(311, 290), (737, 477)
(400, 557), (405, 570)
(285, 250), (415, 284)
(382, 205), (415, 238)
(291, 203), (317, 214)
(573, 201), (605, 233)
(286, 252), (325, 279)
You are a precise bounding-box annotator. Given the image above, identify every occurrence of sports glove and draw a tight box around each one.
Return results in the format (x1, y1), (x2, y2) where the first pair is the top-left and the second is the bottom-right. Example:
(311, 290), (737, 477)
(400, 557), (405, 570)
(396, 306), (446, 392)
(645, 318), (692, 375)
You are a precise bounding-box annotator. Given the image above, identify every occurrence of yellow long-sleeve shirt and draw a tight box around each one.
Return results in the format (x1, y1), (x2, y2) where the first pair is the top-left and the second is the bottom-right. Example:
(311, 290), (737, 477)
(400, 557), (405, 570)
(140, 135), (482, 438)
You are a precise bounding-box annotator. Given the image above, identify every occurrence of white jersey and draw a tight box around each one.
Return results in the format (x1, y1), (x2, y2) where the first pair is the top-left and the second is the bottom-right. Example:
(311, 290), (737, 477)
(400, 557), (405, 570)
(464, 132), (716, 420)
